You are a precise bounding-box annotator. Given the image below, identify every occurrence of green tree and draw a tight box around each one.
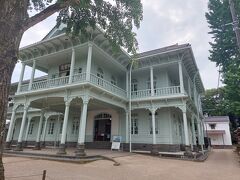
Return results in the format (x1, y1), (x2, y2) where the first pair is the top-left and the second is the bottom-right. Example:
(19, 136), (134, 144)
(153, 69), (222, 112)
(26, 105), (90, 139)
(201, 88), (229, 116)
(0, 1), (143, 179)
(206, 0), (239, 70)
(224, 62), (240, 116)
(206, 0), (240, 125)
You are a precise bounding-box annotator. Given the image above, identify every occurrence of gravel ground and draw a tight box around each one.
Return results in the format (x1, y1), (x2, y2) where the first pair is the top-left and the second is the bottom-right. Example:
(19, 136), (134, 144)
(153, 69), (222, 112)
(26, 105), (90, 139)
(3, 149), (240, 180)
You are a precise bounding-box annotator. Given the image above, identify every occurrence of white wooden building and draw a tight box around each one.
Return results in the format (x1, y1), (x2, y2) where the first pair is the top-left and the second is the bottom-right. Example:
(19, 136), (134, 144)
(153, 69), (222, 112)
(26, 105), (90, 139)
(204, 116), (232, 148)
(5, 25), (205, 156)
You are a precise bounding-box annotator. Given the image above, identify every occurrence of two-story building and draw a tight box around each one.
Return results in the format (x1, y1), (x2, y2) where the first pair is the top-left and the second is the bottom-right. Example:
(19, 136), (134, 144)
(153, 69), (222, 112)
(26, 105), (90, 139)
(5, 24), (205, 156)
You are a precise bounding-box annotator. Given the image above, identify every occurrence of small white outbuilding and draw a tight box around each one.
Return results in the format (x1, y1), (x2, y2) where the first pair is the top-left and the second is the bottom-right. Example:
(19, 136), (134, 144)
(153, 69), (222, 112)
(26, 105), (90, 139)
(204, 116), (232, 148)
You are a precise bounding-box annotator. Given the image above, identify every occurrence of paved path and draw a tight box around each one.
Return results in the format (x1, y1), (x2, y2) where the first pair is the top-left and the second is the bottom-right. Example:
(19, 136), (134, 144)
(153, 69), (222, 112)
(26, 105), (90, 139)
(3, 149), (240, 180)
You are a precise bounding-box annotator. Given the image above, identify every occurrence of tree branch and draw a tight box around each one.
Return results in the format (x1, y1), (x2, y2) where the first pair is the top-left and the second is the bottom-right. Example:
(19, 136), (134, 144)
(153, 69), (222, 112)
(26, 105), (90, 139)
(23, 2), (67, 31)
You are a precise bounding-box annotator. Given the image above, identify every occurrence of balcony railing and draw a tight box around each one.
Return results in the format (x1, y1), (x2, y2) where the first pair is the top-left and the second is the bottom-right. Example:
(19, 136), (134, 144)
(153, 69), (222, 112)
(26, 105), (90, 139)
(90, 74), (127, 98)
(131, 86), (181, 99)
(19, 74), (181, 100)
(19, 73), (127, 99)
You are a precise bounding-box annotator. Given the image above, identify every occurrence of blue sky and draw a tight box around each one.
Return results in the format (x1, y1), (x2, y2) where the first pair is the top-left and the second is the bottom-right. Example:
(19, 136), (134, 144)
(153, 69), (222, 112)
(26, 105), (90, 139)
(12, 0), (221, 89)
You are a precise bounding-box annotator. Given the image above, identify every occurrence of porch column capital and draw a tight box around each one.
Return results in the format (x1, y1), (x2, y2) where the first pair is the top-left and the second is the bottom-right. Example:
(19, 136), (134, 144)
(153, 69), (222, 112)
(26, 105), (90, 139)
(148, 107), (157, 114)
(88, 42), (93, 47)
(82, 95), (90, 105)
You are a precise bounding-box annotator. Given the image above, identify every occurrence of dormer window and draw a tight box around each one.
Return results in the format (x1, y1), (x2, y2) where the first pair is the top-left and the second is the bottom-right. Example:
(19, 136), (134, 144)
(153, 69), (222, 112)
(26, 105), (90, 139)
(209, 123), (216, 129)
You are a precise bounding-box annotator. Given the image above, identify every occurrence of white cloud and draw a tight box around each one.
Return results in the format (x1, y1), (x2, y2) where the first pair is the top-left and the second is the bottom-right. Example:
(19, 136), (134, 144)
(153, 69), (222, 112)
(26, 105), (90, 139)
(13, 0), (220, 89)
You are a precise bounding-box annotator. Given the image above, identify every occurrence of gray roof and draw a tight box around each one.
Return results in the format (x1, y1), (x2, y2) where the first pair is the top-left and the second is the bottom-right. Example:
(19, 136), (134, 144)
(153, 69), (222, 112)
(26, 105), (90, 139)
(204, 116), (230, 123)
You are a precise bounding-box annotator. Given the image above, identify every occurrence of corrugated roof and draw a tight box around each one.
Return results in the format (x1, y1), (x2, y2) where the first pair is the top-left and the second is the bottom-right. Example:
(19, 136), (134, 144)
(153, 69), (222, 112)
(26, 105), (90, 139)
(204, 116), (230, 123)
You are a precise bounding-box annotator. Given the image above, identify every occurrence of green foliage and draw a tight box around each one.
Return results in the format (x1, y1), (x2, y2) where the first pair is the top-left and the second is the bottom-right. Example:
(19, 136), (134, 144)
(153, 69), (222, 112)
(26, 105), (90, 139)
(201, 88), (230, 116)
(206, 0), (240, 119)
(206, 0), (239, 70)
(28, 0), (143, 54)
(224, 61), (240, 116)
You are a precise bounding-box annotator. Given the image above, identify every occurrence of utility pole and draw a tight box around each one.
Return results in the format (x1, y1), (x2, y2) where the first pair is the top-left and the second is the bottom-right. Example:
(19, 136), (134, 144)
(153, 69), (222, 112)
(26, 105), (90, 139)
(229, 0), (240, 50)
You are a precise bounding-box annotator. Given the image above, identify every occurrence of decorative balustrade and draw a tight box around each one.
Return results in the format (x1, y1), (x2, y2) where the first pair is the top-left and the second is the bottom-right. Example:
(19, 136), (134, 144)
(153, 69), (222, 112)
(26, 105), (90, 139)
(20, 84), (29, 92)
(72, 73), (86, 83)
(155, 86), (181, 96)
(131, 89), (151, 99)
(31, 76), (69, 90)
(90, 74), (127, 98)
(19, 74), (181, 100)
(131, 86), (181, 99)
(19, 73), (127, 98)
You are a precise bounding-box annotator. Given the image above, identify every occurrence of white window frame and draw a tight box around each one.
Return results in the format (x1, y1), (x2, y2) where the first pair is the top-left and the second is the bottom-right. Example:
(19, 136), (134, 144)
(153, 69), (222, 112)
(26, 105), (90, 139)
(28, 121), (34, 135)
(149, 112), (159, 134)
(131, 114), (138, 135)
(48, 120), (55, 135)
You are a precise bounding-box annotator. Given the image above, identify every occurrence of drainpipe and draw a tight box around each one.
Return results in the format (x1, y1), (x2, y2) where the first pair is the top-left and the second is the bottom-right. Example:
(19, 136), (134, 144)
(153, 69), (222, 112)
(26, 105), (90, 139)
(129, 61), (134, 153)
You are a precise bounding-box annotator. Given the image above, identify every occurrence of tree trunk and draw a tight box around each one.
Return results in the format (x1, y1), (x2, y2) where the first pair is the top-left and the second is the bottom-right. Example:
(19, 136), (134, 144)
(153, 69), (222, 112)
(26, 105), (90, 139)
(0, 19), (24, 180)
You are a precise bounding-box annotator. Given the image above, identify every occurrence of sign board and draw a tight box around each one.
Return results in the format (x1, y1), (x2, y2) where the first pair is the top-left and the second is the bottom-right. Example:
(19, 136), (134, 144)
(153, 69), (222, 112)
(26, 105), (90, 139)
(111, 136), (122, 150)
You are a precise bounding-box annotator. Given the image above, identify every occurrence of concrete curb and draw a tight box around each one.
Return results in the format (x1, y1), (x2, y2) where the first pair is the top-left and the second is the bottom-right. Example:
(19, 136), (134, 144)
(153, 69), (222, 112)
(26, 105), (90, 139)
(3, 150), (120, 166)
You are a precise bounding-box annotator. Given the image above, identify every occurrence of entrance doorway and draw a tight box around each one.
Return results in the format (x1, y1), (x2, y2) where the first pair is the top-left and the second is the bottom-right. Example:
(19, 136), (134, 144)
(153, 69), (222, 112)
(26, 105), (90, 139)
(94, 113), (112, 141)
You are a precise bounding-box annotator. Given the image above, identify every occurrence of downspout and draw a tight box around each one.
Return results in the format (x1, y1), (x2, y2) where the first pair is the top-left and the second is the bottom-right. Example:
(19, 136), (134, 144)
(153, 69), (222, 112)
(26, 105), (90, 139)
(129, 61), (134, 153)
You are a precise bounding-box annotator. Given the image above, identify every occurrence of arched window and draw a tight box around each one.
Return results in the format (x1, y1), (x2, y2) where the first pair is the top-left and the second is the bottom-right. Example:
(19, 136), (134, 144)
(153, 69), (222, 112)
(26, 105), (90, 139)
(111, 76), (117, 86)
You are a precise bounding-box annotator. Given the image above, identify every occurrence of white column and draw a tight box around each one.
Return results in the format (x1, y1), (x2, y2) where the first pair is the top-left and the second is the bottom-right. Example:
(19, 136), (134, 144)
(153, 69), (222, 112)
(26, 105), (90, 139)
(17, 63), (26, 93)
(86, 43), (93, 81)
(151, 109), (157, 144)
(78, 98), (89, 144)
(197, 120), (204, 150)
(182, 110), (190, 146)
(191, 116), (196, 145)
(24, 117), (32, 142)
(54, 114), (61, 146)
(6, 106), (17, 142)
(125, 110), (129, 143)
(36, 111), (44, 143)
(150, 67), (154, 96)
(28, 60), (36, 91)
(60, 101), (70, 144)
(17, 104), (29, 143)
(178, 61), (184, 94)
(68, 48), (76, 84)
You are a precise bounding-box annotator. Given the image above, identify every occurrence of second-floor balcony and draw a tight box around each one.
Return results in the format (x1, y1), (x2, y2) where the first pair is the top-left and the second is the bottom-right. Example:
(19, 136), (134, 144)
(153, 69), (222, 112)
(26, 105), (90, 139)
(18, 73), (184, 101)
(19, 73), (127, 99)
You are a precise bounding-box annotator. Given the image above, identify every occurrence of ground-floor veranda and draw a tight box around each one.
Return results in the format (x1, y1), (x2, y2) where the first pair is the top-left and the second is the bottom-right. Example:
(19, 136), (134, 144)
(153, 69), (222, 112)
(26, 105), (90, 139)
(6, 95), (205, 156)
